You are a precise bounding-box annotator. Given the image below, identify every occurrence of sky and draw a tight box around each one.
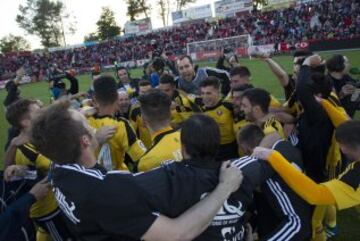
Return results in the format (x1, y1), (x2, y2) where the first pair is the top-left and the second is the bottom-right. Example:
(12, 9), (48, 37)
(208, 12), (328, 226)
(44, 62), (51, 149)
(0, 0), (216, 49)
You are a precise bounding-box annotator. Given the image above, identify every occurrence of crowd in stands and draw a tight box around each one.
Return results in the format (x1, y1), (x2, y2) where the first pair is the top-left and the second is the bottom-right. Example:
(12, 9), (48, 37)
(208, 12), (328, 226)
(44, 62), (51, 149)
(1, 0), (359, 81)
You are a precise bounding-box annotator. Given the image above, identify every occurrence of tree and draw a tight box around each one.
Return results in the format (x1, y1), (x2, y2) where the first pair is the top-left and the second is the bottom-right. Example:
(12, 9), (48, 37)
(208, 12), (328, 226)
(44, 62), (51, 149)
(158, 0), (169, 26)
(84, 32), (99, 42)
(16, 0), (75, 48)
(126, 0), (151, 21)
(138, 0), (151, 19)
(0, 35), (31, 54)
(175, 0), (197, 11)
(96, 7), (121, 40)
(16, 0), (76, 48)
(127, 0), (140, 21)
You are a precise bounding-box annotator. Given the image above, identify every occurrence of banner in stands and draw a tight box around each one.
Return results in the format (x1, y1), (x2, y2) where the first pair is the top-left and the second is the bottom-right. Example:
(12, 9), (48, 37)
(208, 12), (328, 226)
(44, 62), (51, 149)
(48, 44), (84, 52)
(125, 18), (152, 34)
(172, 4), (212, 24)
(309, 38), (360, 52)
(215, 0), (252, 18)
(280, 41), (309, 51)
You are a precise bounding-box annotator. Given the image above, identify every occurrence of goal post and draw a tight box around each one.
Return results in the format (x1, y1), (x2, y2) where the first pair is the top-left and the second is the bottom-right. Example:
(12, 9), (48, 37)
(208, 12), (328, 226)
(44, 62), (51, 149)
(186, 34), (252, 61)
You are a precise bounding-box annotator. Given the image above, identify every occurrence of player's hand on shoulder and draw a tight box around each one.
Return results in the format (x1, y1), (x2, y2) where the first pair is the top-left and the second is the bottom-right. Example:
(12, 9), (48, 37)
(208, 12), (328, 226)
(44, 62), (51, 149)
(219, 161), (243, 194)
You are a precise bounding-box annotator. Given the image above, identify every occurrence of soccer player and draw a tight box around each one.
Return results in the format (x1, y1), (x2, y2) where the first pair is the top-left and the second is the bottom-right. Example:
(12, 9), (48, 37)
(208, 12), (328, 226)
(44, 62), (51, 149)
(137, 89), (182, 172)
(4, 99), (74, 240)
(326, 54), (358, 117)
(294, 55), (339, 182)
(176, 55), (231, 95)
(129, 80), (153, 148)
(237, 124), (312, 240)
(227, 66), (281, 108)
(88, 75), (146, 170)
(199, 77), (238, 160)
(252, 119), (360, 213)
(261, 50), (313, 116)
(240, 88), (285, 138)
(115, 90), (131, 120)
(134, 114), (261, 241)
(158, 74), (201, 126)
(231, 85), (251, 156)
(30, 101), (243, 241)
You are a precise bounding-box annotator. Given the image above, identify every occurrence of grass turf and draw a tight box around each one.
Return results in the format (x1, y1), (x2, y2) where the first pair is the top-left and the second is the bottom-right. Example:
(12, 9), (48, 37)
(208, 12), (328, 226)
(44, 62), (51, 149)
(0, 50), (359, 239)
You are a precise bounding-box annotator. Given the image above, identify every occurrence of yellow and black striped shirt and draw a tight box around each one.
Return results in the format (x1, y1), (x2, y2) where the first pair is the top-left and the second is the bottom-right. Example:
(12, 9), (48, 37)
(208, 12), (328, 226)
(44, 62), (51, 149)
(261, 116), (285, 138)
(138, 127), (182, 172)
(87, 115), (146, 170)
(15, 143), (58, 218)
(129, 104), (152, 149)
(171, 90), (202, 125)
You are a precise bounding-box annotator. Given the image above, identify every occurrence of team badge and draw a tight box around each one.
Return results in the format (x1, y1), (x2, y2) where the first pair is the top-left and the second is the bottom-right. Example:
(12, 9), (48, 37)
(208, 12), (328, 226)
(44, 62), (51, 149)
(217, 110), (223, 116)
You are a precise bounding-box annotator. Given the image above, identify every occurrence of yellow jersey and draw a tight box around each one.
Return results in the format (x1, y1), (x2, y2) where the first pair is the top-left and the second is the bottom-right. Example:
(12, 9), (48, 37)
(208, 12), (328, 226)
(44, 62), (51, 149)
(87, 115), (146, 170)
(202, 100), (235, 145)
(129, 104), (152, 149)
(138, 127), (182, 172)
(15, 143), (58, 218)
(261, 116), (285, 138)
(323, 161), (360, 210)
(171, 90), (202, 125)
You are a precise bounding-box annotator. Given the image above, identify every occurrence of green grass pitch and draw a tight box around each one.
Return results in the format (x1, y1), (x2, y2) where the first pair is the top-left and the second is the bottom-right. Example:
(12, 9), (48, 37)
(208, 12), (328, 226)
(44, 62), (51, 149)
(0, 50), (359, 239)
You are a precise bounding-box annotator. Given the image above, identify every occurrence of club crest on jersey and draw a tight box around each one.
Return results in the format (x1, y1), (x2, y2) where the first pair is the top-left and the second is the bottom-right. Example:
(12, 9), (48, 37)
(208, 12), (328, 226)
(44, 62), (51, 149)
(217, 110), (223, 116)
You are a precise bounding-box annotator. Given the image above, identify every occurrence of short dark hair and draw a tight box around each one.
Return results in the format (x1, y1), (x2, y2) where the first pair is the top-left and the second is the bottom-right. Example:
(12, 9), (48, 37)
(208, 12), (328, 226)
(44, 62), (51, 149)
(138, 80), (151, 87)
(293, 50), (313, 65)
(293, 50), (313, 58)
(30, 101), (90, 165)
(181, 114), (220, 161)
(311, 73), (332, 99)
(93, 75), (118, 105)
(152, 57), (165, 72)
(6, 99), (38, 129)
(232, 84), (254, 93)
(159, 74), (176, 86)
(326, 55), (346, 72)
(177, 55), (193, 65)
(199, 76), (221, 90)
(335, 120), (360, 149)
(230, 66), (251, 78)
(116, 66), (127, 72)
(242, 88), (271, 113)
(139, 89), (171, 124)
(237, 124), (264, 149)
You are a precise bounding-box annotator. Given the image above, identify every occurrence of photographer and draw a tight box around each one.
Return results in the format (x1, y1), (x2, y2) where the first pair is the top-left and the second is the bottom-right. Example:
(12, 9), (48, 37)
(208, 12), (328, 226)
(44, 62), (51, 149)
(216, 47), (240, 72)
(48, 64), (79, 101)
(326, 55), (359, 118)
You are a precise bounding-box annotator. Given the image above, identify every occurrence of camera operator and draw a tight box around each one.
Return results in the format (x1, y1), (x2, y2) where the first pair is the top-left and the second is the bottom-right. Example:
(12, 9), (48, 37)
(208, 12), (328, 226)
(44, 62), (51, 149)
(216, 47), (240, 72)
(48, 64), (79, 101)
(326, 55), (359, 117)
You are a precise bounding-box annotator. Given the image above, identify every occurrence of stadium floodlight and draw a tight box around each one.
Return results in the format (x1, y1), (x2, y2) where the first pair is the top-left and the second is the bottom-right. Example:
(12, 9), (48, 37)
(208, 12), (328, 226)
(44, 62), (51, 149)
(186, 34), (252, 61)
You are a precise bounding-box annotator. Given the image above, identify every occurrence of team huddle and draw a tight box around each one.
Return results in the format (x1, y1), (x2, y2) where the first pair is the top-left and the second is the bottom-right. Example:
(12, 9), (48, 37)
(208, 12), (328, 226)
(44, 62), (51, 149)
(1, 49), (359, 241)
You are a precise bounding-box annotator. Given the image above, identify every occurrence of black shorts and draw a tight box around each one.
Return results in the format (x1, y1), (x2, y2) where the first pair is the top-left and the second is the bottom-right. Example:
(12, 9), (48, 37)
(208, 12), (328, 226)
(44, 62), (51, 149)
(34, 208), (75, 241)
